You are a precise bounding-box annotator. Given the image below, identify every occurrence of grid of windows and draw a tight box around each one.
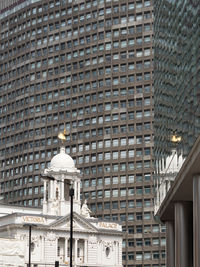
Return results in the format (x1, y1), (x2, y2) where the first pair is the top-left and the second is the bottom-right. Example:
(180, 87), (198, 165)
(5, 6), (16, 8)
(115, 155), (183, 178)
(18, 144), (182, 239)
(0, 0), (165, 266)
(154, 0), (200, 170)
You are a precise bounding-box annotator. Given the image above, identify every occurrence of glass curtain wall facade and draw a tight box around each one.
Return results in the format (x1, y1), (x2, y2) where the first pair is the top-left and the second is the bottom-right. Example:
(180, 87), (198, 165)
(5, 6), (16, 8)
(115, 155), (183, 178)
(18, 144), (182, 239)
(0, 0), (165, 266)
(154, 0), (200, 214)
(154, 0), (200, 172)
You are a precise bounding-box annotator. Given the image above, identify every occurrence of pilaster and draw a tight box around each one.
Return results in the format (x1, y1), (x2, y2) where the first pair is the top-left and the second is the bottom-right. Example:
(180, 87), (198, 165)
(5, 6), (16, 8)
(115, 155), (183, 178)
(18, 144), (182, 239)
(175, 201), (193, 267)
(193, 175), (200, 267)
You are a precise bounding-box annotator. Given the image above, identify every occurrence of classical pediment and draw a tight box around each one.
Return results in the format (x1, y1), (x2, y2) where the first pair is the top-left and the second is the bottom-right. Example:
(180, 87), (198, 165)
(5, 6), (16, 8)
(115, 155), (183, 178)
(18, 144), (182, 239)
(48, 212), (98, 233)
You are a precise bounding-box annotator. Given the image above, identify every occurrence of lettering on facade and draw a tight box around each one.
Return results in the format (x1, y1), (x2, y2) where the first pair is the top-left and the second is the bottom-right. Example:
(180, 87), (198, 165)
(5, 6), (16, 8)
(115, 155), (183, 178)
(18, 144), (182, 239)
(98, 222), (118, 229)
(22, 216), (46, 224)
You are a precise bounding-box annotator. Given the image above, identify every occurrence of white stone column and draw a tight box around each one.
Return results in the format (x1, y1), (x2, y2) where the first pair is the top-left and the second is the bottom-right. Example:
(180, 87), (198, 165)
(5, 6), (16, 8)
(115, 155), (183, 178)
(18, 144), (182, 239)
(115, 242), (118, 265)
(41, 236), (45, 262)
(61, 179), (65, 200)
(77, 182), (80, 201)
(118, 242), (120, 265)
(53, 180), (57, 199)
(75, 239), (78, 265)
(65, 238), (68, 262)
(49, 180), (53, 200)
(43, 180), (47, 214)
(74, 182), (77, 200)
(84, 239), (88, 264)
(43, 180), (47, 202)
(76, 181), (78, 200)
(55, 237), (58, 259)
(114, 241), (117, 266)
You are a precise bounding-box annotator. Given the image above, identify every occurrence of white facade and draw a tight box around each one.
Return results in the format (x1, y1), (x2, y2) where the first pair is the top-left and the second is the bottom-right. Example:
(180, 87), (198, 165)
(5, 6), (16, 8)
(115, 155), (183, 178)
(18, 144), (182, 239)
(0, 147), (122, 267)
(154, 149), (185, 214)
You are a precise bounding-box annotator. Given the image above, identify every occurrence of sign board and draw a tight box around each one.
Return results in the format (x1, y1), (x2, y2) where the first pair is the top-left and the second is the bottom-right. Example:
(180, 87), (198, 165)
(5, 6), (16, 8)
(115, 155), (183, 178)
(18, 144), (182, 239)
(22, 216), (46, 224)
(98, 222), (119, 230)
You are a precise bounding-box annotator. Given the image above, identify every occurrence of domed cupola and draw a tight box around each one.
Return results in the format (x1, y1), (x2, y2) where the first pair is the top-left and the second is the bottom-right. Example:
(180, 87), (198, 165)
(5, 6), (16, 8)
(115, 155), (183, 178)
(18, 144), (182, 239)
(42, 146), (81, 216)
(48, 147), (78, 172)
(50, 147), (76, 173)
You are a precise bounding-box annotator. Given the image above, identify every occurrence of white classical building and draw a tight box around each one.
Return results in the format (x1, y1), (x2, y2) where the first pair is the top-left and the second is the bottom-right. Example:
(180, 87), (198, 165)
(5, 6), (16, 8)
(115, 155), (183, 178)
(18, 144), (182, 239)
(0, 147), (122, 267)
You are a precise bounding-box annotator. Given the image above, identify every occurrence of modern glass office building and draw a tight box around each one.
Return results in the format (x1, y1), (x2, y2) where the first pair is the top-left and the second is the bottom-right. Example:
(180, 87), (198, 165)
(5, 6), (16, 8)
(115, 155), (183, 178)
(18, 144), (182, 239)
(154, 0), (200, 211)
(154, 0), (200, 170)
(154, 2), (200, 265)
(0, 0), (165, 266)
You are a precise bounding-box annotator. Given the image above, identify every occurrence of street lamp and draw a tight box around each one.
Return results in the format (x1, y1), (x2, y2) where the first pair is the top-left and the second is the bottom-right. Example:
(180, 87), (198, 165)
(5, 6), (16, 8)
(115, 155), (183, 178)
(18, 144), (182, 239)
(69, 186), (74, 267)
(23, 224), (37, 267)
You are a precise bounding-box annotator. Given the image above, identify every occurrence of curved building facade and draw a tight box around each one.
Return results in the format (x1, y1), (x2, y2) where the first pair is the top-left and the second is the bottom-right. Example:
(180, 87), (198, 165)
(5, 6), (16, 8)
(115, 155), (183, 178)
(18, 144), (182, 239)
(0, 0), (165, 266)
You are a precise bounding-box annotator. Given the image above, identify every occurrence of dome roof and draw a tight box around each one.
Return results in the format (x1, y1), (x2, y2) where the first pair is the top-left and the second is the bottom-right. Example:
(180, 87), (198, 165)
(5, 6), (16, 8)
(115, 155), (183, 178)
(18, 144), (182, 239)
(50, 147), (75, 172)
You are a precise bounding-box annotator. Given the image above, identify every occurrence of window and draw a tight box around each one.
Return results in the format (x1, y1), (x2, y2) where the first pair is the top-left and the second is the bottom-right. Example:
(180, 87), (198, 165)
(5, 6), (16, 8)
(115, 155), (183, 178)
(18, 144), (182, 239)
(105, 139), (111, 147)
(122, 252), (126, 261)
(136, 252), (142, 261)
(128, 252), (134, 260)
(161, 251), (166, 259)
(129, 150), (134, 157)
(128, 188), (134, 196)
(121, 138), (126, 146)
(120, 176), (126, 184)
(136, 213), (142, 220)
(144, 199), (151, 207)
(129, 137), (135, 145)
(161, 238), (166, 246)
(153, 251), (159, 259)
(144, 252), (151, 260)
(136, 239), (142, 246)
(105, 152), (111, 160)
(120, 163), (126, 171)
(144, 0), (151, 7)
(34, 187), (39, 194)
(113, 189), (118, 197)
(128, 226), (134, 234)
(128, 239), (134, 247)
(91, 179), (96, 186)
(128, 214), (134, 221)
(120, 151), (126, 158)
(113, 177), (118, 184)
(91, 191), (96, 199)
(84, 180), (89, 188)
(153, 238), (159, 246)
(105, 177), (110, 185)
(113, 151), (118, 160)
(112, 202), (118, 209)
(153, 225), (159, 233)
(120, 188), (126, 197)
(136, 200), (142, 208)
(104, 202), (110, 210)
(97, 190), (102, 198)
(105, 190), (110, 198)
(144, 212), (151, 220)
(120, 214), (126, 221)
(120, 201), (126, 208)
(144, 186), (151, 194)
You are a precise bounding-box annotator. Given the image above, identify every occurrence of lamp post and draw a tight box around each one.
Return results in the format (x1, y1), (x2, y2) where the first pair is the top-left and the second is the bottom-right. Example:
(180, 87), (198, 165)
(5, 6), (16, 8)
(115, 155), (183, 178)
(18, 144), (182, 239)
(28, 224), (31, 267)
(23, 224), (36, 267)
(69, 187), (74, 267)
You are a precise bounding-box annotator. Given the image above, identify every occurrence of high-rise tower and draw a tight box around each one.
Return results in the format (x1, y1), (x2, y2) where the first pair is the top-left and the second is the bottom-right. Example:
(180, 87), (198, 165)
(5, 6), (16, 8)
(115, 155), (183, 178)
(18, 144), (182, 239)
(154, 2), (200, 265)
(154, 0), (200, 211)
(154, 0), (200, 169)
(0, 0), (165, 266)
